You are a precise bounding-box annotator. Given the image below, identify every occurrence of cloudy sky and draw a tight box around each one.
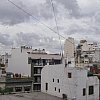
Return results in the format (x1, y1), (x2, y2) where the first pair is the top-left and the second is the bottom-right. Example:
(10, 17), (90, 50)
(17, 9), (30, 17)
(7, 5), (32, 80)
(0, 0), (100, 54)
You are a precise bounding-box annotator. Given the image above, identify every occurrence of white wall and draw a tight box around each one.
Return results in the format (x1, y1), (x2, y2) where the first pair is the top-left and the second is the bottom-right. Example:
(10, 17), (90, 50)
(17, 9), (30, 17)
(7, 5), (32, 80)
(41, 64), (99, 100)
(7, 48), (31, 76)
(93, 49), (100, 62)
(64, 37), (75, 58)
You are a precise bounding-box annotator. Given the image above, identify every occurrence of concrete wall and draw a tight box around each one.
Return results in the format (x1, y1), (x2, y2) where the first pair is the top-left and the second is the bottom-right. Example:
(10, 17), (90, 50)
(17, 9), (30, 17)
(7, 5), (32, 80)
(41, 64), (99, 100)
(64, 37), (75, 58)
(7, 48), (31, 77)
(93, 49), (100, 62)
(0, 77), (6, 89)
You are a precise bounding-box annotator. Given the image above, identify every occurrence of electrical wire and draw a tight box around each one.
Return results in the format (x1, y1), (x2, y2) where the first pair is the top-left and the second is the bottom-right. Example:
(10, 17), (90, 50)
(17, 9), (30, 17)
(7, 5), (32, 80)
(7, 0), (75, 50)
(7, 0), (65, 40)
(50, 0), (63, 54)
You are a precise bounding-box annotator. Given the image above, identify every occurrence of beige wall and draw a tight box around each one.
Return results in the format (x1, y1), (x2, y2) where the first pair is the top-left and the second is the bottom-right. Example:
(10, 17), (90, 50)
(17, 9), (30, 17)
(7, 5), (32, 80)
(64, 37), (75, 58)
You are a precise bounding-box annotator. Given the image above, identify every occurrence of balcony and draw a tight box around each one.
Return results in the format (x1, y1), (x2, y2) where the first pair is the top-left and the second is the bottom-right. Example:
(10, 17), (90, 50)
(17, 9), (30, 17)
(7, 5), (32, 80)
(34, 65), (43, 68)
(34, 74), (41, 76)
(33, 82), (41, 85)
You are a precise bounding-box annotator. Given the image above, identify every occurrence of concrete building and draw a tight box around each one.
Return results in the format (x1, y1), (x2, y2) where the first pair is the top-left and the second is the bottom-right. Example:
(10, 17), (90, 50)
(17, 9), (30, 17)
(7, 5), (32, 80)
(5, 77), (33, 92)
(7, 46), (32, 77)
(0, 69), (6, 89)
(28, 49), (62, 91)
(0, 53), (10, 77)
(80, 40), (98, 52)
(93, 48), (100, 62)
(64, 37), (75, 58)
(75, 40), (100, 67)
(41, 59), (99, 100)
(7, 46), (62, 91)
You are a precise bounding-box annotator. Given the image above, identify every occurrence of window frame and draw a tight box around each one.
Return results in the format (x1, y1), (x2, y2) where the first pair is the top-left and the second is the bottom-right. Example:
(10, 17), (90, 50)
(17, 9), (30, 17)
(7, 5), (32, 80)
(53, 78), (54, 82)
(83, 88), (86, 96)
(68, 72), (72, 78)
(89, 86), (94, 95)
(58, 89), (60, 93)
(57, 79), (59, 83)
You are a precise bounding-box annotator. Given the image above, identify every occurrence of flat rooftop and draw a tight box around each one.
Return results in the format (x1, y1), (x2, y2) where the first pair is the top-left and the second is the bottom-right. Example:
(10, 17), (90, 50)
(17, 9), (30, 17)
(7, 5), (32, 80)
(0, 92), (62, 100)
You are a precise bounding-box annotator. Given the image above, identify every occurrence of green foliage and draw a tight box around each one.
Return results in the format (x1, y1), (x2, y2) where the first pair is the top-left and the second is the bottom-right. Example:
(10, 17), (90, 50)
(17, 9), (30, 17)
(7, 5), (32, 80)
(0, 87), (2, 92)
(0, 87), (13, 94)
(0, 63), (5, 67)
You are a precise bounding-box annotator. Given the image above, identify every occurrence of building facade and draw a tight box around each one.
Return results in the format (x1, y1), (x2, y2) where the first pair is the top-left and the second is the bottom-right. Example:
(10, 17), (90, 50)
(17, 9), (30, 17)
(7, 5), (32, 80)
(75, 40), (100, 67)
(29, 50), (62, 91)
(41, 61), (99, 100)
(64, 37), (75, 58)
(7, 46), (62, 91)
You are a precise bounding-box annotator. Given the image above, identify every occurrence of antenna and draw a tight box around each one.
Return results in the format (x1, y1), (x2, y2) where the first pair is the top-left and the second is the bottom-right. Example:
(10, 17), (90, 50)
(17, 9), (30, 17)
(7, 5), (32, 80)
(50, 0), (63, 54)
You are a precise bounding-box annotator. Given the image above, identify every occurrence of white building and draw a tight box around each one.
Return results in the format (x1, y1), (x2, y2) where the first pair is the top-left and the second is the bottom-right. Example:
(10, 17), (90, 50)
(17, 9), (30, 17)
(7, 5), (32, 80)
(80, 40), (98, 52)
(76, 40), (100, 67)
(7, 46), (32, 77)
(93, 48), (100, 62)
(64, 37), (75, 58)
(41, 60), (99, 100)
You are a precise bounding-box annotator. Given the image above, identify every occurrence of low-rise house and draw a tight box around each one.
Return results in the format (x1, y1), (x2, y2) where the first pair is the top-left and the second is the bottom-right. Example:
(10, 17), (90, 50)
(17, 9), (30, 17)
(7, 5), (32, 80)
(41, 59), (99, 100)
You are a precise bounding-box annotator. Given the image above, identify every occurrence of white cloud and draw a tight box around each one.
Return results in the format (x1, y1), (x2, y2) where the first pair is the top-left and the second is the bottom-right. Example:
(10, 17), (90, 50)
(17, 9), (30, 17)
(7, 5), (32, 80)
(0, 0), (100, 53)
(77, 0), (100, 15)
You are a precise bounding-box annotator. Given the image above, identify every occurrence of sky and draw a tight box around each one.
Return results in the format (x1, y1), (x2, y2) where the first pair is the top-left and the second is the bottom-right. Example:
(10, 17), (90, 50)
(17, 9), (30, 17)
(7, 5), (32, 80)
(0, 0), (100, 54)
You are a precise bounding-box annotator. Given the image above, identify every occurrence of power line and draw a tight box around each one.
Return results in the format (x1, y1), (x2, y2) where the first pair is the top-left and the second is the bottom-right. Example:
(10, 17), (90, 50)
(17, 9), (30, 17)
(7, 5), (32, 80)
(7, 0), (75, 46)
(50, 0), (63, 53)
(7, 0), (65, 39)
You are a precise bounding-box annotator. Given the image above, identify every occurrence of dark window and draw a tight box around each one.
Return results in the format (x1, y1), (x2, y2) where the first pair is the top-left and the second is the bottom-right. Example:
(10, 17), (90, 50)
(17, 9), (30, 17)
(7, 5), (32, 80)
(58, 89), (60, 93)
(57, 79), (59, 83)
(83, 88), (86, 96)
(53, 78), (54, 82)
(45, 83), (48, 91)
(68, 61), (71, 64)
(89, 86), (94, 95)
(68, 73), (72, 78)
(28, 57), (31, 64)
(55, 87), (56, 91)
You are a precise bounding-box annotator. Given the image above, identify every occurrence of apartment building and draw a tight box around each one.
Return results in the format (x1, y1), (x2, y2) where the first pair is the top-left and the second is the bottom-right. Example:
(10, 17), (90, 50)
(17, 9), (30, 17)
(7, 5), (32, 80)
(75, 40), (100, 67)
(64, 37), (75, 58)
(93, 48), (100, 62)
(0, 53), (11, 77)
(7, 46), (62, 91)
(28, 49), (62, 91)
(0, 69), (6, 89)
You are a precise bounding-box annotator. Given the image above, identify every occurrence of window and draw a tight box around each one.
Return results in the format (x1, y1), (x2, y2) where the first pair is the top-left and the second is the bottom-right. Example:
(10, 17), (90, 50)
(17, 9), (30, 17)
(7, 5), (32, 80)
(53, 78), (54, 82)
(68, 61), (71, 64)
(58, 89), (60, 93)
(83, 88), (86, 96)
(89, 86), (94, 95)
(57, 79), (59, 83)
(45, 83), (48, 91)
(55, 87), (56, 91)
(68, 73), (72, 78)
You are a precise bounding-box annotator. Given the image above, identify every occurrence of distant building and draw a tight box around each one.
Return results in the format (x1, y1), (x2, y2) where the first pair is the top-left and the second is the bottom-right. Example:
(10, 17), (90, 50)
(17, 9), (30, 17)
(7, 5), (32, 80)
(64, 37), (75, 58)
(41, 59), (99, 100)
(93, 48), (100, 62)
(75, 40), (100, 67)
(0, 53), (10, 77)
(7, 46), (33, 77)
(0, 69), (6, 89)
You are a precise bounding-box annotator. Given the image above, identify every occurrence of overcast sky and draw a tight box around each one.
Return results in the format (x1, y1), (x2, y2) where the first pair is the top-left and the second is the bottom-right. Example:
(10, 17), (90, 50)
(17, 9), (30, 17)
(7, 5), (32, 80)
(0, 0), (100, 54)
